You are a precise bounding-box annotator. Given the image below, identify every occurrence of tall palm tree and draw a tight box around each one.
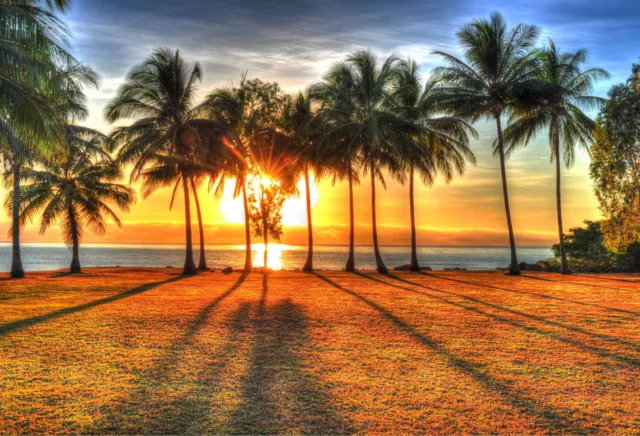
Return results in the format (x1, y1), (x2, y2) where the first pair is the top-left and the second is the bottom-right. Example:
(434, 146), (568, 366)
(503, 41), (608, 273)
(9, 125), (135, 273)
(432, 12), (552, 275)
(283, 92), (325, 271)
(0, 0), (77, 278)
(319, 51), (417, 274)
(394, 59), (477, 271)
(2, 61), (98, 278)
(106, 48), (218, 275)
(204, 75), (287, 271)
(310, 64), (361, 272)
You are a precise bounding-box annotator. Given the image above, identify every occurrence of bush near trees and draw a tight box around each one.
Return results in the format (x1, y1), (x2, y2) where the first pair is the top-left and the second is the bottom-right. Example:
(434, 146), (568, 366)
(527, 221), (640, 272)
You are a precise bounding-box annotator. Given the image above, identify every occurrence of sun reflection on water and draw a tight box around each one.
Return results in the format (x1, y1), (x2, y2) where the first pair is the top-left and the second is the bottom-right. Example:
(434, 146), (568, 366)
(250, 243), (290, 270)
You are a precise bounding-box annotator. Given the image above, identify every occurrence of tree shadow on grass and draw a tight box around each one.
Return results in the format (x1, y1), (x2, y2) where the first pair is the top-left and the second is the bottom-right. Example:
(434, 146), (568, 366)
(97, 272), (249, 434)
(228, 274), (353, 434)
(410, 273), (640, 351)
(356, 272), (640, 367)
(425, 272), (638, 317)
(0, 275), (186, 337)
(519, 273), (639, 293)
(570, 274), (640, 285)
(313, 272), (591, 434)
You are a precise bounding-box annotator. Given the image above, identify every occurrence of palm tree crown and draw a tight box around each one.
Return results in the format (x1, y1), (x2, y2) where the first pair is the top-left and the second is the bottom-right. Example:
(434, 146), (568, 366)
(9, 125), (135, 273)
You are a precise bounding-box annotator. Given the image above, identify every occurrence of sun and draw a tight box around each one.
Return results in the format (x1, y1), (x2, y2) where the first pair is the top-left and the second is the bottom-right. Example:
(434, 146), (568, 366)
(220, 175), (319, 226)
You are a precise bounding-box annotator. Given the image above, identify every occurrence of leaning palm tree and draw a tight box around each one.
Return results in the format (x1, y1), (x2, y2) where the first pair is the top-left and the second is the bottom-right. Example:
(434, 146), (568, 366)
(394, 59), (477, 271)
(320, 51), (417, 274)
(503, 41), (608, 273)
(106, 48), (219, 275)
(432, 12), (552, 275)
(9, 125), (135, 273)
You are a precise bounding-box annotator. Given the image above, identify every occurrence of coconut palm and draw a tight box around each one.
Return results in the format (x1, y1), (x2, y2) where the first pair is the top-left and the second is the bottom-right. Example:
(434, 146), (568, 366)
(204, 75), (288, 271)
(432, 12), (554, 275)
(0, 0), (79, 278)
(9, 125), (135, 273)
(318, 51), (418, 274)
(394, 59), (477, 271)
(310, 64), (361, 272)
(2, 61), (98, 278)
(106, 48), (219, 275)
(283, 91), (326, 271)
(503, 41), (608, 273)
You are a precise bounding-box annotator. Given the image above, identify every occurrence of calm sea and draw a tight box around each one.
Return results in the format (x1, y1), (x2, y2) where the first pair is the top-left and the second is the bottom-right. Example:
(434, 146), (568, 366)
(0, 243), (553, 272)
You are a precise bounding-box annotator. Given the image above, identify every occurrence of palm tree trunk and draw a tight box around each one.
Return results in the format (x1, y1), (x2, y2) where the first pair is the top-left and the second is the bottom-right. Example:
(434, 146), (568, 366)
(554, 132), (570, 274)
(10, 163), (25, 279)
(409, 164), (420, 272)
(303, 166), (313, 272)
(181, 174), (197, 275)
(190, 178), (208, 271)
(496, 116), (520, 275)
(68, 205), (81, 274)
(242, 178), (252, 271)
(345, 157), (355, 272)
(370, 162), (388, 274)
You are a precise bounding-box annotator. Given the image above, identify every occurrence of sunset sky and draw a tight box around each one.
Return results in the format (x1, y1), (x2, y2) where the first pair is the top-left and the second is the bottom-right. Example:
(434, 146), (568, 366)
(2, 0), (639, 246)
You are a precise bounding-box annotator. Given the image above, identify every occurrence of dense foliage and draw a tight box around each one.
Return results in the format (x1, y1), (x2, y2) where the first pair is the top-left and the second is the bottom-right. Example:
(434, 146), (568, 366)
(590, 65), (640, 252)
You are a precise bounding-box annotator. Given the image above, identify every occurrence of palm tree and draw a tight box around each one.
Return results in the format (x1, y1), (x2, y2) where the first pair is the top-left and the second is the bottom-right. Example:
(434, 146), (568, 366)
(10, 125), (135, 273)
(283, 92), (324, 271)
(319, 51), (418, 274)
(310, 64), (361, 272)
(2, 61), (98, 278)
(106, 48), (219, 275)
(204, 75), (288, 271)
(432, 12), (553, 275)
(503, 41), (608, 273)
(0, 0), (77, 278)
(394, 59), (477, 271)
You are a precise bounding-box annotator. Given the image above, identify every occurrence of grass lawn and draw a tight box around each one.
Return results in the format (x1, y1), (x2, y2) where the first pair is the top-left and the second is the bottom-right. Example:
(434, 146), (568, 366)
(0, 268), (639, 434)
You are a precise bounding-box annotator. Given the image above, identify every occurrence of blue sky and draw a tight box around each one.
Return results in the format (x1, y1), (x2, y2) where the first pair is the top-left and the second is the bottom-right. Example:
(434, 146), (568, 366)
(66, 0), (639, 130)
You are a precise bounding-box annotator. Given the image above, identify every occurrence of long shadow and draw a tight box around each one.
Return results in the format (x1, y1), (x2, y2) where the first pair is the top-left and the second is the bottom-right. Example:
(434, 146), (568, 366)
(0, 275), (186, 337)
(520, 273), (639, 293)
(313, 272), (590, 433)
(410, 273), (639, 353)
(98, 272), (249, 433)
(572, 274), (640, 285)
(426, 273), (638, 317)
(355, 272), (640, 367)
(228, 274), (353, 434)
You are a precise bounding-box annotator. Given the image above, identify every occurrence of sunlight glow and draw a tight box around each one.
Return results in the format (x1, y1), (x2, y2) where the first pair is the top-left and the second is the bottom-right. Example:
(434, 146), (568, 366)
(220, 175), (320, 226)
(252, 243), (290, 270)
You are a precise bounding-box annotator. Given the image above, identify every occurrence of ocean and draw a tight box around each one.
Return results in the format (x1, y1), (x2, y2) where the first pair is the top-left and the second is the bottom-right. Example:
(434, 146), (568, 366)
(0, 243), (553, 272)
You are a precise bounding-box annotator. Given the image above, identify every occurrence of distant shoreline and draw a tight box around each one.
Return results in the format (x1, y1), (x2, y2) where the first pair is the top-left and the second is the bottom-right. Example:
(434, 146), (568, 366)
(0, 242), (552, 249)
